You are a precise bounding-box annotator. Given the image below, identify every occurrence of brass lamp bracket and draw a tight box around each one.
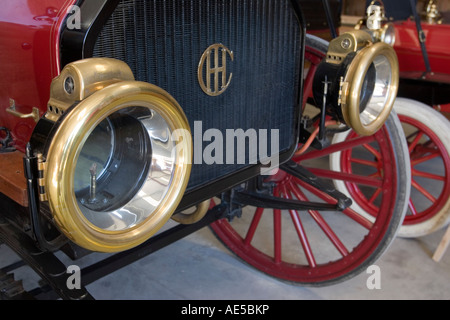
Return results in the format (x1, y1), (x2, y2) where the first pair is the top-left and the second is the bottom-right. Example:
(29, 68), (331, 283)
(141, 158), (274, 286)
(326, 30), (372, 65)
(6, 99), (40, 123)
(45, 58), (135, 122)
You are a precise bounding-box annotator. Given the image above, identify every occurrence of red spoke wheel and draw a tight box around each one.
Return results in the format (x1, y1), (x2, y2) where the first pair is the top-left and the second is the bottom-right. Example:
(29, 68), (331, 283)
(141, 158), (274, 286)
(332, 98), (450, 237)
(210, 35), (410, 286)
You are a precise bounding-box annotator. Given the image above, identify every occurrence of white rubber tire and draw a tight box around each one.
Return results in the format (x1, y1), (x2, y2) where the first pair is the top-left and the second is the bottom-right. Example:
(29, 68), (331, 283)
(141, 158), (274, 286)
(393, 98), (450, 237)
(331, 99), (450, 237)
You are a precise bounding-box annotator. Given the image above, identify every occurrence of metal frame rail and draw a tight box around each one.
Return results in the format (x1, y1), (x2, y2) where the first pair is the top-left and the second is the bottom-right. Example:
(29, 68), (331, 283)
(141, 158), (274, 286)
(0, 204), (228, 300)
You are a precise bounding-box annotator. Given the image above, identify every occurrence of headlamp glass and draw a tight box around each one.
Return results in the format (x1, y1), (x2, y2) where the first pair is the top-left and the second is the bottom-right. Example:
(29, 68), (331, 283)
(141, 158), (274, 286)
(73, 107), (176, 231)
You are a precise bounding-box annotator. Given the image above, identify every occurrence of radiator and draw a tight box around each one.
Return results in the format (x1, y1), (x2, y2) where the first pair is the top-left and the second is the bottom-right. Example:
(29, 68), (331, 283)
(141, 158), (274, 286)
(91, 0), (303, 190)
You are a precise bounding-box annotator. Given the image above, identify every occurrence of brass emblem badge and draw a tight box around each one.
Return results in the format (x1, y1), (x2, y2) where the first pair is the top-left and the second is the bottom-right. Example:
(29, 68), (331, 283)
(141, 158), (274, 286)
(198, 44), (234, 96)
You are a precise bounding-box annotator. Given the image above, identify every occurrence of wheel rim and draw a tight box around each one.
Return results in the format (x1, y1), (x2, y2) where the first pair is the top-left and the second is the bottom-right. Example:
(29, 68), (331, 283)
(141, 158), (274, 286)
(338, 114), (450, 225)
(399, 115), (450, 225)
(211, 124), (398, 284)
(210, 35), (405, 285)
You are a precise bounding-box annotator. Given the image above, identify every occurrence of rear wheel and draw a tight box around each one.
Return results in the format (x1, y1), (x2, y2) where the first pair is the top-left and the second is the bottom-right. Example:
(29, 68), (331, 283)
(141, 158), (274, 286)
(332, 98), (450, 237)
(210, 35), (410, 286)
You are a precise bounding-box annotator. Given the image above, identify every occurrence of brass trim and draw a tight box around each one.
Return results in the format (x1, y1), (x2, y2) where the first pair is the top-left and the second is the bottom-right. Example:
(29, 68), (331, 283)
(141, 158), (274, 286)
(198, 44), (234, 96)
(171, 200), (211, 225)
(340, 42), (399, 136)
(6, 99), (40, 123)
(326, 30), (372, 65)
(45, 58), (135, 122)
(45, 80), (192, 253)
(423, 0), (443, 25)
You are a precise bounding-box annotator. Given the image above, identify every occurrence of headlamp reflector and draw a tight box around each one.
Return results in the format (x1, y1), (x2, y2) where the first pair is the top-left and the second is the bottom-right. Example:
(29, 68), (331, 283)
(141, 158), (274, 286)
(45, 81), (192, 252)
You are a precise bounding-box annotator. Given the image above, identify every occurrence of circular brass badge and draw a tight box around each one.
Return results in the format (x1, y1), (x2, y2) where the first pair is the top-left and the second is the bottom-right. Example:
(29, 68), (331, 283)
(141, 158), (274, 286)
(198, 44), (234, 96)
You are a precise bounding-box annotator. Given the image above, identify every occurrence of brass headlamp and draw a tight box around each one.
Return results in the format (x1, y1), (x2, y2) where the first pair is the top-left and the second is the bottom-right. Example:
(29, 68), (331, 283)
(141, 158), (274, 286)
(31, 58), (192, 252)
(312, 2), (399, 136)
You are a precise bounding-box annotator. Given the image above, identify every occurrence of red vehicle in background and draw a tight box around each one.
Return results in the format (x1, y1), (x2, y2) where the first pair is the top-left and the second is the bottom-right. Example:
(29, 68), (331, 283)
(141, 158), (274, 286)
(334, 0), (450, 238)
(394, 0), (450, 112)
(392, 0), (450, 237)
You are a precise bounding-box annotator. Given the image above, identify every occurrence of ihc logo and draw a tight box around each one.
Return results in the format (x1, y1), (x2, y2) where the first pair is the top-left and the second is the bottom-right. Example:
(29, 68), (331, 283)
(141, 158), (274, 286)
(198, 44), (234, 97)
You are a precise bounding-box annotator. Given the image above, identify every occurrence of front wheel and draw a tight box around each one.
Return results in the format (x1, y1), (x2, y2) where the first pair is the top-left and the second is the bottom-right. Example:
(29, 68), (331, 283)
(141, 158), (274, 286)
(210, 113), (410, 286)
(209, 34), (411, 286)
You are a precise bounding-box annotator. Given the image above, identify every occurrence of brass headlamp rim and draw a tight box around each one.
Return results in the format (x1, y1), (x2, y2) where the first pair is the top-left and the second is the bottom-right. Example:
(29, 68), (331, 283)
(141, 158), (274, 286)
(341, 42), (399, 136)
(45, 81), (193, 253)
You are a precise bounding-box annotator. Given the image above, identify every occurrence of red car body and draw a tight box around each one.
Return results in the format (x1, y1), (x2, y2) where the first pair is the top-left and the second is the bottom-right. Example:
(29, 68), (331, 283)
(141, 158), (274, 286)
(0, 0), (76, 152)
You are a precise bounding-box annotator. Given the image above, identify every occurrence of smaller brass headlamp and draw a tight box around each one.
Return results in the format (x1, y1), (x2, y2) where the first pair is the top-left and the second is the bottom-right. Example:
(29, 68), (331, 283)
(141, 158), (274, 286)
(312, 28), (399, 136)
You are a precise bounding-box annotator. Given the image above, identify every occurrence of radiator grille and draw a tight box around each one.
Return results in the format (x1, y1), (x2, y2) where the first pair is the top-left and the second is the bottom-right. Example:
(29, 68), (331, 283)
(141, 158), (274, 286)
(92, 0), (302, 190)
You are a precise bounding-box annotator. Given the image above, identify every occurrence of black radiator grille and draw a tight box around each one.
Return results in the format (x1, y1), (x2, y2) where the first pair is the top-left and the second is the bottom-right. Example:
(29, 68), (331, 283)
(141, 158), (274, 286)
(92, 0), (302, 190)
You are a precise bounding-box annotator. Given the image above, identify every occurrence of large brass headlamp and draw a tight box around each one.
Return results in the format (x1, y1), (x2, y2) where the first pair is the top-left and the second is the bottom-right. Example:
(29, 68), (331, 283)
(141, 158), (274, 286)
(33, 58), (192, 253)
(312, 28), (399, 136)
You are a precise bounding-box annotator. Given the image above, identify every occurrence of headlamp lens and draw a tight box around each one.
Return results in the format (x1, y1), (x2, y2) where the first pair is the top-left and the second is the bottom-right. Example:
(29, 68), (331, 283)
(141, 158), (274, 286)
(73, 107), (176, 231)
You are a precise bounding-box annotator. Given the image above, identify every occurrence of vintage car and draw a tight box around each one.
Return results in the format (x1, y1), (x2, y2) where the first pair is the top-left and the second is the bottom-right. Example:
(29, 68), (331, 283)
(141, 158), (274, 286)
(0, 0), (409, 299)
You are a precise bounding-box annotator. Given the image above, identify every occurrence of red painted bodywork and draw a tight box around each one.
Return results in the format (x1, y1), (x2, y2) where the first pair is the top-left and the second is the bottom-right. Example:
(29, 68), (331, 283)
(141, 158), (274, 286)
(394, 19), (450, 82)
(0, 0), (75, 152)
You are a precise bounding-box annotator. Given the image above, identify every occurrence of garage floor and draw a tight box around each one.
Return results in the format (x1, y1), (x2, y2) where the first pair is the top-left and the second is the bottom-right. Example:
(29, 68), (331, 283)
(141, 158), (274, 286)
(1, 218), (449, 300)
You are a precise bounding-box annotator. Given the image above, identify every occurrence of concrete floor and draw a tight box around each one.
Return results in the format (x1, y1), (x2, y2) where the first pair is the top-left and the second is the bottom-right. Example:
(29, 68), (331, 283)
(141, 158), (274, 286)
(1, 218), (449, 300)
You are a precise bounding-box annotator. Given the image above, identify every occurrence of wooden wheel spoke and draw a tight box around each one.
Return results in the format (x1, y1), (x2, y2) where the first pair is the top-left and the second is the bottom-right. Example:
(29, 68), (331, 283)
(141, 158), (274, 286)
(411, 179), (437, 203)
(408, 131), (425, 153)
(302, 63), (317, 107)
(408, 199), (418, 216)
(244, 207), (264, 246)
(368, 188), (382, 204)
(411, 152), (441, 165)
(273, 209), (282, 264)
(350, 157), (379, 168)
(362, 143), (381, 160)
(295, 135), (376, 162)
(412, 169), (446, 182)
(288, 182), (350, 257)
(280, 185), (317, 267)
(273, 188), (282, 264)
(292, 177), (374, 230)
(307, 168), (383, 188)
